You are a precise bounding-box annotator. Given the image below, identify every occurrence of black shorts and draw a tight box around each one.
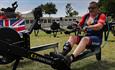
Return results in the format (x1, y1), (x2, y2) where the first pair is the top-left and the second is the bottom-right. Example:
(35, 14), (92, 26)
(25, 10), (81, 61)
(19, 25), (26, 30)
(78, 36), (102, 50)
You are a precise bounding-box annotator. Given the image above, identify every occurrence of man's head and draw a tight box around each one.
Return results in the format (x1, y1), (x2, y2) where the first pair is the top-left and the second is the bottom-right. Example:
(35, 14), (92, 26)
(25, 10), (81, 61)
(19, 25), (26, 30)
(88, 1), (99, 15)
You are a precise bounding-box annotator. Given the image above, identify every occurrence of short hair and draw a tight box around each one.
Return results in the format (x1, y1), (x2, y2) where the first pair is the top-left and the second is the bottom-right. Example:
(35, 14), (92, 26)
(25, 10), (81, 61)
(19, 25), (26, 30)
(89, 1), (99, 8)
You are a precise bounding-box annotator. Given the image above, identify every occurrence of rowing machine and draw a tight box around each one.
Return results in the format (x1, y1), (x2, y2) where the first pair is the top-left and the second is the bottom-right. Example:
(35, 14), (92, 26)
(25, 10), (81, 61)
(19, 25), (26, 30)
(0, 18), (71, 70)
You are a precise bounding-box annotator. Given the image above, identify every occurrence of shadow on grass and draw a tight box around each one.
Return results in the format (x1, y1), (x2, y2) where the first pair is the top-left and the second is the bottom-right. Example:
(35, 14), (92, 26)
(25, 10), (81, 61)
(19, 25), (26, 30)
(72, 60), (115, 70)
(0, 60), (115, 70)
(0, 59), (35, 70)
(108, 40), (115, 42)
(14, 59), (35, 68)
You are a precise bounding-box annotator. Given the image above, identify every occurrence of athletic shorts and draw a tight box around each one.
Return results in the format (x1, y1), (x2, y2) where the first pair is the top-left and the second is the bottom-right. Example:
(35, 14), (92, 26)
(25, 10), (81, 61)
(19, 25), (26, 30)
(77, 36), (102, 50)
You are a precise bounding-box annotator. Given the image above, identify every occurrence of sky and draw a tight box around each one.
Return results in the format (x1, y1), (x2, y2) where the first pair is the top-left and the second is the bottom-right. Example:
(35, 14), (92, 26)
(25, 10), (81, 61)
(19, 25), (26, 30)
(0, 0), (98, 17)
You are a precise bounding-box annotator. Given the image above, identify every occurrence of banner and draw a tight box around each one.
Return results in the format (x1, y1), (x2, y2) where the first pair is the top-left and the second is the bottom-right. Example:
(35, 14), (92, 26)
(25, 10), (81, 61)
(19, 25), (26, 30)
(0, 18), (26, 33)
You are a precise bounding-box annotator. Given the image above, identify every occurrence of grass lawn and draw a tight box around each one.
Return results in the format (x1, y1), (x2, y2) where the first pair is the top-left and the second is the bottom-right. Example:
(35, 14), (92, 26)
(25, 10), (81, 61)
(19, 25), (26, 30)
(0, 31), (115, 70)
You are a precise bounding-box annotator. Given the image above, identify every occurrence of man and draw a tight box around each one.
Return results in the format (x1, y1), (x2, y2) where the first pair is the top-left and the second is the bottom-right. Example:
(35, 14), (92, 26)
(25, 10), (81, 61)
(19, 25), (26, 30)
(61, 1), (106, 63)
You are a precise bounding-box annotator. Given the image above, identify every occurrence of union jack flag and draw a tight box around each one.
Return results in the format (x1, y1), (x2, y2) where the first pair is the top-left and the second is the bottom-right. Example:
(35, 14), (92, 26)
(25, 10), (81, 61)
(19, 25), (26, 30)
(0, 19), (26, 33)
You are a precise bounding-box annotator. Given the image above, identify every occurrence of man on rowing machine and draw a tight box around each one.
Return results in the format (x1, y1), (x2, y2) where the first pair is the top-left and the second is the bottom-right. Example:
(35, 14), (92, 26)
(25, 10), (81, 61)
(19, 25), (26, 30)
(61, 1), (106, 63)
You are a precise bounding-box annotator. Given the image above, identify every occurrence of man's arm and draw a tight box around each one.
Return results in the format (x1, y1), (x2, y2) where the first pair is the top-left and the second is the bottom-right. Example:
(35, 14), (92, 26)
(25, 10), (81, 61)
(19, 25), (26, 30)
(87, 14), (106, 30)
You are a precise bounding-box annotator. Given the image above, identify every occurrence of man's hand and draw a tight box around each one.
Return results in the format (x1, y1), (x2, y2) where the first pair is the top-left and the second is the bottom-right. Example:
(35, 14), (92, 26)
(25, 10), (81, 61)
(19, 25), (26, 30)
(83, 26), (88, 32)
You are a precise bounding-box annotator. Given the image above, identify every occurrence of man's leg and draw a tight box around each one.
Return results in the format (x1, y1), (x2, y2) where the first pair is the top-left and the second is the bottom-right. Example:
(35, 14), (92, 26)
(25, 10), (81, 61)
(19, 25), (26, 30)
(67, 37), (90, 62)
(67, 36), (101, 62)
(61, 36), (81, 56)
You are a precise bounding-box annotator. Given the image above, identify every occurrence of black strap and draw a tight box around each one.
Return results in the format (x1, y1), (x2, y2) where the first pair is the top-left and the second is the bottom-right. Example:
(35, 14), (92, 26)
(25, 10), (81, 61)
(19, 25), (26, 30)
(83, 13), (109, 41)
(83, 13), (101, 26)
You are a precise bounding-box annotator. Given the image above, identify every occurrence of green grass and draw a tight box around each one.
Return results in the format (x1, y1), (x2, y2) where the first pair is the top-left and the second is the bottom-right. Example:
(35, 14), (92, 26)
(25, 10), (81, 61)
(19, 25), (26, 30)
(0, 31), (115, 70)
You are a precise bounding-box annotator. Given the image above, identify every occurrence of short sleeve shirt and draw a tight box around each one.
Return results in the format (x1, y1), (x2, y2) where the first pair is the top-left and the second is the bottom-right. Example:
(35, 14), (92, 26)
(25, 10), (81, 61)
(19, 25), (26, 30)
(79, 13), (106, 27)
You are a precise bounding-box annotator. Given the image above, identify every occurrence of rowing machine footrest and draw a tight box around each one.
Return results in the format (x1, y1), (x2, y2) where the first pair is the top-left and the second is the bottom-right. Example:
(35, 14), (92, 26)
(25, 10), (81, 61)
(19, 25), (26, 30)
(73, 48), (101, 62)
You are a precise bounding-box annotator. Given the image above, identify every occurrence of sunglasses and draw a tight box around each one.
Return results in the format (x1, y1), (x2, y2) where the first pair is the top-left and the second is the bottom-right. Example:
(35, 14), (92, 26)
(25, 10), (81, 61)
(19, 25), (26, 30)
(88, 7), (97, 10)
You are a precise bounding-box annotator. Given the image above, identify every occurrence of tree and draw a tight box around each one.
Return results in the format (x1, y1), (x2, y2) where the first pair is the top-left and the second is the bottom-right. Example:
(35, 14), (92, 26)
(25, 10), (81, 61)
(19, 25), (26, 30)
(65, 3), (78, 17)
(65, 3), (73, 16)
(98, 0), (115, 18)
(70, 10), (78, 17)
(107, 1), (115, 18)
(43, 2), (57, 17)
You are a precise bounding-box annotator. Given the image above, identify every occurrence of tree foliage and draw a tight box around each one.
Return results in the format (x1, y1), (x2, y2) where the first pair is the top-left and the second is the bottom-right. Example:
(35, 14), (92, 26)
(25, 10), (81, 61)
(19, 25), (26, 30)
(42, 2), (57, 17)
(65, 3), (73, 16)
(65, 3), (78, 17)
(98, 0), (115, 18)
(33, 3), (57, 17)
(70, 10), (78, 17)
